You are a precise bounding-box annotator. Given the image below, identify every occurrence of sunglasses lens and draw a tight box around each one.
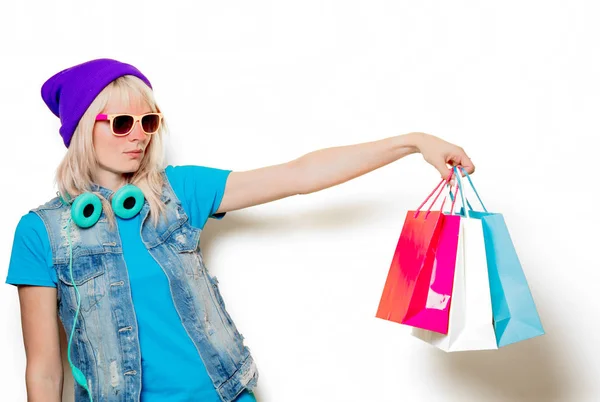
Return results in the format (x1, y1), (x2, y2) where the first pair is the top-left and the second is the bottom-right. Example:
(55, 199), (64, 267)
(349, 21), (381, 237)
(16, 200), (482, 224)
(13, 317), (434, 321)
(141, 114), (161, 133)
(113, 115), (134, 135)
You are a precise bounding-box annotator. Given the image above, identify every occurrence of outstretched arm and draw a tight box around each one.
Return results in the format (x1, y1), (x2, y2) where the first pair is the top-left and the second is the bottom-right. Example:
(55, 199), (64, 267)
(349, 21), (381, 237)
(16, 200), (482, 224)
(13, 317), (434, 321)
(216, 132), (474, 214)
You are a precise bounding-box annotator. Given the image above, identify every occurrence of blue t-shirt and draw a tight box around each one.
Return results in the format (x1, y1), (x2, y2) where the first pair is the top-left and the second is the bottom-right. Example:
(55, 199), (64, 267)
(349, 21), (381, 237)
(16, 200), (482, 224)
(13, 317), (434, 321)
(5, 165), (257, 402)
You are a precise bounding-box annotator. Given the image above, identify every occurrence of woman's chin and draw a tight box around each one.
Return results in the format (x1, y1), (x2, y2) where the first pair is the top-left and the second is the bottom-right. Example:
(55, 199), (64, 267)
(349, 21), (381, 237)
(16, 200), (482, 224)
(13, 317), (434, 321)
(115, 162), (141, 174)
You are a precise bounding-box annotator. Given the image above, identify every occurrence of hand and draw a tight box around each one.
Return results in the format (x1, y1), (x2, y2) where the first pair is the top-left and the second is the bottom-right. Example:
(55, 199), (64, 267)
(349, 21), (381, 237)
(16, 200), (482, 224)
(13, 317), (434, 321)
(410, 132), (475, 184)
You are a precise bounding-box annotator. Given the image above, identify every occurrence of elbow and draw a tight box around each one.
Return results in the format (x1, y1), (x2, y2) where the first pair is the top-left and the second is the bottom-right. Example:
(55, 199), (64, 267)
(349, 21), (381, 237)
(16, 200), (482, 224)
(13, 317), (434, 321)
(289, 158), (315, 196)
(294, 177), (314, 196)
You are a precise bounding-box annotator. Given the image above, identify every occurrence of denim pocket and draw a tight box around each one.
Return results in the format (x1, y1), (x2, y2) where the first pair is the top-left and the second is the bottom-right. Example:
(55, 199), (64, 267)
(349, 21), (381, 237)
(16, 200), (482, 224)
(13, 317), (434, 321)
(56, 253), (107, 313)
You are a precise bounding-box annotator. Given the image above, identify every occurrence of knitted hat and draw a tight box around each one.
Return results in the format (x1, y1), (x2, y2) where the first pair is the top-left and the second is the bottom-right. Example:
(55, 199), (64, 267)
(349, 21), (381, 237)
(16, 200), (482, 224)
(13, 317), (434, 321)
(41, 58), (153, 148)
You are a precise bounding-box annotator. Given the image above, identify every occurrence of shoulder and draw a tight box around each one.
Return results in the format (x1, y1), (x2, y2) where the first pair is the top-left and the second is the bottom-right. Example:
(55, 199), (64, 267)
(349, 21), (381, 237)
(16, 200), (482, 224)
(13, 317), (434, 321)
(164, 164), (231, 177)
(24, 194), (69, 234)
(16, 211), (45, 230)
(30, 194), (65, 213)
(164, 164), (232, 188)
(10, 192), (65, 234)
(13, 210), (50, 246)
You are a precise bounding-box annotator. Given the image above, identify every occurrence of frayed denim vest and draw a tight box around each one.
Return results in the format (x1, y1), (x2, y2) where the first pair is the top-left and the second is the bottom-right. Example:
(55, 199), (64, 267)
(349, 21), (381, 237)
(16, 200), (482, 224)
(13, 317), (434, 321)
(31, 173), (259, 401)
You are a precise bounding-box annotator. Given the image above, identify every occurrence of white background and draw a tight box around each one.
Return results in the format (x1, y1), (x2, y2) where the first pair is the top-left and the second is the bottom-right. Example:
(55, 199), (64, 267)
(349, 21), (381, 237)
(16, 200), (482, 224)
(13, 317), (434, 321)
(1, 1), (598, 401)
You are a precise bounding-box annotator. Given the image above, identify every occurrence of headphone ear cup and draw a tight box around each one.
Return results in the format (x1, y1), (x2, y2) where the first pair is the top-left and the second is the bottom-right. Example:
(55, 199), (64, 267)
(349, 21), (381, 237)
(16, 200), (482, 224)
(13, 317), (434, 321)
(112, 184), (145, 219)
(71, 192), (103, 228)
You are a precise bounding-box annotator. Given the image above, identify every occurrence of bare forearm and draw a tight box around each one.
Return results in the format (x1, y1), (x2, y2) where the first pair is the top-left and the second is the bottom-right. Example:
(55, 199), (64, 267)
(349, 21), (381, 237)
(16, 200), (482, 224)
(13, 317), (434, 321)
(26, 375), (62, 402)
(294, 132), (421, 194)
(216, 131), (473, 213)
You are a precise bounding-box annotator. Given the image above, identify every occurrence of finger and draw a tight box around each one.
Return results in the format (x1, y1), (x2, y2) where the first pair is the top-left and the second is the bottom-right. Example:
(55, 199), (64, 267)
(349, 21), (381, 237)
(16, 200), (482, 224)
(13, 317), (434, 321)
(449, 156), (475, 176)
(458, 155), (475, 175)
(435, 162), (453, 182)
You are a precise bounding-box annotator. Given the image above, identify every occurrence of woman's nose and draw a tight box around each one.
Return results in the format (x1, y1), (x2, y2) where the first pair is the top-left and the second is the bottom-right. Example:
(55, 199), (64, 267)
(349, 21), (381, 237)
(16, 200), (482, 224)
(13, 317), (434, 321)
(128, 120), (147, 141)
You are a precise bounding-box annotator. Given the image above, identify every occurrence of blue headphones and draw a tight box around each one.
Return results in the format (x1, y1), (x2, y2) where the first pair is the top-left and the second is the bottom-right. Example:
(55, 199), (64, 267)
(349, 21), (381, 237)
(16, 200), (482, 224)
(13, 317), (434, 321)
(59, 184), (145, 401)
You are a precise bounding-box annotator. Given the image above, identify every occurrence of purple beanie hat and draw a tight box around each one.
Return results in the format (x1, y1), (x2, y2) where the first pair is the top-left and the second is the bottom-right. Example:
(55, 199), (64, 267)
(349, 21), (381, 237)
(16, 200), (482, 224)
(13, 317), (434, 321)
(41, 58), (153, 148)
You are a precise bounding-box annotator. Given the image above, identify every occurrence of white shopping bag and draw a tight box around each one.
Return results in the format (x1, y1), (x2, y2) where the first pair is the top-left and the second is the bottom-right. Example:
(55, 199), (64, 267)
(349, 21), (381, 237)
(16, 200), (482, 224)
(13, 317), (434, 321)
(412, 174), (498, 352)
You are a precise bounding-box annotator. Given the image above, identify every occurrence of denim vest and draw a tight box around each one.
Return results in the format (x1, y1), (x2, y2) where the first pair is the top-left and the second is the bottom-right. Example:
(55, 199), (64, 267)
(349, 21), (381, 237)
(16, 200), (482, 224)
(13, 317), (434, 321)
(31, 173), (259, 401)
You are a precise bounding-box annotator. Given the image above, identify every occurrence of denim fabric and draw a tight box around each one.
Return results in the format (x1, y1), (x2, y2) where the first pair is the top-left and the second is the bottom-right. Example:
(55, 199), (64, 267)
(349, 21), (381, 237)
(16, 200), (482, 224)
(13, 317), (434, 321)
(31, 172), (258, 401)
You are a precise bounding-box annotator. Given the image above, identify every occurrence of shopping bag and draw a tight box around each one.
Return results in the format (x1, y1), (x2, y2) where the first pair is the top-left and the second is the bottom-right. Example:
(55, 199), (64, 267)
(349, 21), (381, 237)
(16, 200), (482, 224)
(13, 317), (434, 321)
(401, 186), (461, 334)
(375, 175), (452, 327)
(454, 167), (545, 347)
(412, 168), (498, 351)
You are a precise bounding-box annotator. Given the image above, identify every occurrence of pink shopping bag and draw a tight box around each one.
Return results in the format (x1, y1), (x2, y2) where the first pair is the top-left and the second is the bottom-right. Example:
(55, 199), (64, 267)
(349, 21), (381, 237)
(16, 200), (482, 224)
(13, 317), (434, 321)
(401, 211), (460, 334)
(376, 173), (459, 334)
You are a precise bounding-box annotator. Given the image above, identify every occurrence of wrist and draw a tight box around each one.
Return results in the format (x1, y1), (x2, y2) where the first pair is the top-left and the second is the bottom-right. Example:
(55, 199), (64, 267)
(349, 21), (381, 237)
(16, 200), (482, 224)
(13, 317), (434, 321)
(398, 132), (425, 155)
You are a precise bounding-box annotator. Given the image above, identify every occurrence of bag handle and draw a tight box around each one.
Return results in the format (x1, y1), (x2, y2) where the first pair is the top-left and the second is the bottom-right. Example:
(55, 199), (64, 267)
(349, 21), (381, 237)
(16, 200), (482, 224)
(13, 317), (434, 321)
(414, 169), (459, 218)
(454, 166), (470, 218)
(450, 166), (488, 213)
(459, 166), (488, 213)
(441, 180), (461, 216)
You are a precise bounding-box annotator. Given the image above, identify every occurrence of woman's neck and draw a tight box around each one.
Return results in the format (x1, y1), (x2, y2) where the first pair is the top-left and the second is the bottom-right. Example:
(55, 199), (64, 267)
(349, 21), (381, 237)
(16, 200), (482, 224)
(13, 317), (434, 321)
(93, 170), (128, 192)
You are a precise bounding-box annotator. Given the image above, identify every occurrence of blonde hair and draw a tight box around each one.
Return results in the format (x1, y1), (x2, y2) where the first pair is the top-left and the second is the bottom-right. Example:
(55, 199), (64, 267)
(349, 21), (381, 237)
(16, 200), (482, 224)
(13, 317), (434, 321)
(55, 75), (169, 229)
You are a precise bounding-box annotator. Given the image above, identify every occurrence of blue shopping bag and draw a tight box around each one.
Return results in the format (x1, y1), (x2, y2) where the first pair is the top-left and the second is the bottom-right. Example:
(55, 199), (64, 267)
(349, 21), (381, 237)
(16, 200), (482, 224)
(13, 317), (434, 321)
(453, 166), (545, 347)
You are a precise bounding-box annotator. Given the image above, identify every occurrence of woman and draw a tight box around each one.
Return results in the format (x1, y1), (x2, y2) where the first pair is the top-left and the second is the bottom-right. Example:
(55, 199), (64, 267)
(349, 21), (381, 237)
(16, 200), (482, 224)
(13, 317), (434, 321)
(5, 58), (474, 402)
